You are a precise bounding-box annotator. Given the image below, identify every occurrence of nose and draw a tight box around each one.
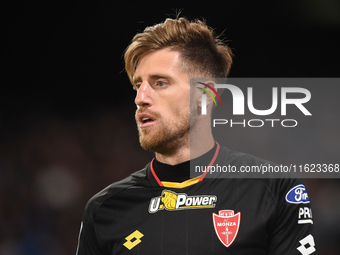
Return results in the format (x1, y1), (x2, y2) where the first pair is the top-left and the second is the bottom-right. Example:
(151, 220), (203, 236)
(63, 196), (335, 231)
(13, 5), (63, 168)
(135, 82), (152, 107)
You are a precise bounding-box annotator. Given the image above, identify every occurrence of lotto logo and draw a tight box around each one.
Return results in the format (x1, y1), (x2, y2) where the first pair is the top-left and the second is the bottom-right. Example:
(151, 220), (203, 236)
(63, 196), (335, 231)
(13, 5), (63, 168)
(123, 230), (144, 250)
(297, 234), (316, 255)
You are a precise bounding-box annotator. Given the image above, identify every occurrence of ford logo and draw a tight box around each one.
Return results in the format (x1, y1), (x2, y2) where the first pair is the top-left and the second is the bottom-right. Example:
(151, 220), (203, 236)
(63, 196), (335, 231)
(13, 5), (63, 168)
(285, 184), (310, 204)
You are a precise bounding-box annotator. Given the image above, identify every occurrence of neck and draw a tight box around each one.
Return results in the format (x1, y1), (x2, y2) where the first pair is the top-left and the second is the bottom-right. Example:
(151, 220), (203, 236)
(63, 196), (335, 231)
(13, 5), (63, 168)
(155, 146), (190, 166)
(155, 130), (215, 166)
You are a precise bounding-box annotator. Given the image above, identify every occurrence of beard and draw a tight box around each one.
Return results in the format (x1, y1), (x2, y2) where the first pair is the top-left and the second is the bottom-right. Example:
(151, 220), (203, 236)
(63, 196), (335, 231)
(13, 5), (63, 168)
(135, 108), (191, 155)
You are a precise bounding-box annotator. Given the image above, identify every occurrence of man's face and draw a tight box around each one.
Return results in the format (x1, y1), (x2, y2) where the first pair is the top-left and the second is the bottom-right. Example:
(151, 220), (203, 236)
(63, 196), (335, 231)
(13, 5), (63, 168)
(133, 48), (191, 154)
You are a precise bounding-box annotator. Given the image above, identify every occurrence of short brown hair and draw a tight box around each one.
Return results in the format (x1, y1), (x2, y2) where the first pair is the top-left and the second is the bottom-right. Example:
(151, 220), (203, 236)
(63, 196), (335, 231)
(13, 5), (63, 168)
(124, 17), (233, 84)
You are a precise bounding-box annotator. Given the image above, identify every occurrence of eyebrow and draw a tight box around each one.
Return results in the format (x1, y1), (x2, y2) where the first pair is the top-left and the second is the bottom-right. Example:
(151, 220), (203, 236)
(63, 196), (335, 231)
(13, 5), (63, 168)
(132, 74), (174, 87)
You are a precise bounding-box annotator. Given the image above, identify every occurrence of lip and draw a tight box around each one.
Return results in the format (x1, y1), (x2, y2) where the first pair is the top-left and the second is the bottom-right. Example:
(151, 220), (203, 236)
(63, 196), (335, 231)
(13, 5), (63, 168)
(137, 113), (156, 128)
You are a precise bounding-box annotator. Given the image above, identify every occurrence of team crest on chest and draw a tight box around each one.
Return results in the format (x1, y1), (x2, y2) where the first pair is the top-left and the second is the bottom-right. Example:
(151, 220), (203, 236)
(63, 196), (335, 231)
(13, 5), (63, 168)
(212, 210), (241, 248)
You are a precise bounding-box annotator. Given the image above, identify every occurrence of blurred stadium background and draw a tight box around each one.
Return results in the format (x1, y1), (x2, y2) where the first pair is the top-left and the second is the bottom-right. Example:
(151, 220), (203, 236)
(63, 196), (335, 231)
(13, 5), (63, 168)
(1, 1), (340, 254)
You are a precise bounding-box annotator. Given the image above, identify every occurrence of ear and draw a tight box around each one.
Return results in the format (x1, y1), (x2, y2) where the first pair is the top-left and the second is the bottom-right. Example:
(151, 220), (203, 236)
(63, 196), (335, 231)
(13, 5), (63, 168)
(197, 81), (217, 108)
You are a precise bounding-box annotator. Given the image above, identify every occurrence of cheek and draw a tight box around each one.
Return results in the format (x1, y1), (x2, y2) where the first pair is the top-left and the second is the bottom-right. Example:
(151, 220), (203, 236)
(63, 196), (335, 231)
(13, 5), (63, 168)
(176, 100), (191, 123)
(161, 89), (191, 121)
(162, 100), (190, 123)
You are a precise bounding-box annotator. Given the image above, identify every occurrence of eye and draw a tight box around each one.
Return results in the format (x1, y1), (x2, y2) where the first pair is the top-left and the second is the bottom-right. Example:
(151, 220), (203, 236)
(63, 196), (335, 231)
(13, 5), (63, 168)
(156, 80), (167, 87)
(134, 83), (141, 90)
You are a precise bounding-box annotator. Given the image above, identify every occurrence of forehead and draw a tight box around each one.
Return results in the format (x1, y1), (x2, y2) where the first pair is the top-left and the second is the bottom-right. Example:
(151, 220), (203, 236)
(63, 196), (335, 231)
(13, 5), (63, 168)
(133, 49), (185, 84)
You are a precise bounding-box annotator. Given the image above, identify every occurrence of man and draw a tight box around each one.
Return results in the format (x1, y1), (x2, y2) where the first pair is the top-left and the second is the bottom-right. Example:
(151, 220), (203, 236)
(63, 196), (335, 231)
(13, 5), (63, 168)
(77, 17), (316, 254)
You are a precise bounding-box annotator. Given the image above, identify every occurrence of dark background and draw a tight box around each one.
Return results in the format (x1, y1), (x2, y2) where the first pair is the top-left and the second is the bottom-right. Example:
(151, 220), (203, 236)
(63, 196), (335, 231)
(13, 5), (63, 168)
(1, 1), (340, 254)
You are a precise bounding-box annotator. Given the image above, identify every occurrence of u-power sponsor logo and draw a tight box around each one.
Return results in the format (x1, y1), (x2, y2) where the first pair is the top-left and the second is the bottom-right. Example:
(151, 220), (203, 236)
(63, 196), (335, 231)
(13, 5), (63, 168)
(149, 190), (217, 213)
(198, 82), (311, 128)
